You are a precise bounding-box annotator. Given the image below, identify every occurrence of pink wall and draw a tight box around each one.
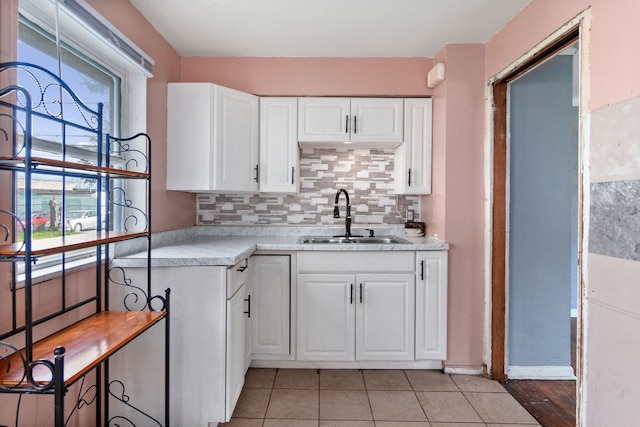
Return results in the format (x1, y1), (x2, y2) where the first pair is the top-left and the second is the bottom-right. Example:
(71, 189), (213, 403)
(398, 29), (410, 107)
(428, 44), (487, 369)
(486, 0), (640, 113)
(181, 57), (434, 96)
(486, 0), (640, 424)
(87, 0), (195, 232)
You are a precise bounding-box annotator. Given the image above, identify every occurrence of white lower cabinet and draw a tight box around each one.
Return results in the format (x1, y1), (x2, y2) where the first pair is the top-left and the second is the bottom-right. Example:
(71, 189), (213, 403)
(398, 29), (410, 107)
(115, 259), (252, 425)
(297, 273), (414, 361)
(296, 252), (416, 362)
(415, 251), (448, 360)
(251, 254), (292, 359)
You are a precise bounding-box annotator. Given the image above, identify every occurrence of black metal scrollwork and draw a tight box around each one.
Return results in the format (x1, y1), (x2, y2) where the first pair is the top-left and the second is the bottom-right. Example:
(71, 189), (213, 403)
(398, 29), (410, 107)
(108, 380), (162, 427)
(0, 341), (28, 391)
(107, 266), (166, 313)
(107, 266), (151, 311)
(108, 133), (150, 174)
(108, 187), (149, 233)
(0, 62), (100, 130)
(64, 376), (98, 427)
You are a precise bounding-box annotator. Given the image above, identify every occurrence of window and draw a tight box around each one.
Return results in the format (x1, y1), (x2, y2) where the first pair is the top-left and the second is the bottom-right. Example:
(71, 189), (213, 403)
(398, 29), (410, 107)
(14, 0), (151, 280)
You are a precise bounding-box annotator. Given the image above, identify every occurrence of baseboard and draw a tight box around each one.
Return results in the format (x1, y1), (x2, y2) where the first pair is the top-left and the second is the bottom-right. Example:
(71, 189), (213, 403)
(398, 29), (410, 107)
(250, 359), (443, 370)
(443, 366), (484, 375)
(507, 365), (576, 380)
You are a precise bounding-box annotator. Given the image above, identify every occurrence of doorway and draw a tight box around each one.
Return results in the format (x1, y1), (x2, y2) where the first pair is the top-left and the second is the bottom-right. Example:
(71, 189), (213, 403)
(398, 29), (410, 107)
(489, 30), (582, 426)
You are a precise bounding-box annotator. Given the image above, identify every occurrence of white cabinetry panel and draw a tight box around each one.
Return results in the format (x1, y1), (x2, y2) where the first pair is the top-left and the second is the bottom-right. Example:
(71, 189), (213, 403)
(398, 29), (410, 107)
(356, 274), (415, 360)
(259, 98), (299, 193)
(415, 251), (448, 360)
(395, 98), (433, 195)
(297, 274), (355, 361)
(252, 255), (291, 358)
(167, 83), (258, 192)
(298, 97), (403, 146)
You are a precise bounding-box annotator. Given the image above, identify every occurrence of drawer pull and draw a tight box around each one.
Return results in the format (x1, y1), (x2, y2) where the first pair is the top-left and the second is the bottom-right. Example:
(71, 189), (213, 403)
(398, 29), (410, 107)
(244, 294), (251, 318)
(237, 266), (248, 272)
(420, 260), (425, 280)
(359, 283), (363, 303)
(350, 284), (354, 304)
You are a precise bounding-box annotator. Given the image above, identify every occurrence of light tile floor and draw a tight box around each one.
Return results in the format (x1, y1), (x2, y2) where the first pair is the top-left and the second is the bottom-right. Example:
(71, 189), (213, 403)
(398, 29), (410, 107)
(221, 369), (541, 427)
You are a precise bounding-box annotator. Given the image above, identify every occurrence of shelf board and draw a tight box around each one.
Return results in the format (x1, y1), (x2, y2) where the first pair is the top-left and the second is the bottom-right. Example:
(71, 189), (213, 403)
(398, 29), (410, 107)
(0, 311), (165, 388)
(0, 231), (148, 257)
(0, 156), (149, 179)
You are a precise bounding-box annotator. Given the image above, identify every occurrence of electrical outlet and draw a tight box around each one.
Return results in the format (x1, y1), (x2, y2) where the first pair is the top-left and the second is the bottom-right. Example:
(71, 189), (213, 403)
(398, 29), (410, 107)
(406, 209), (415, 222)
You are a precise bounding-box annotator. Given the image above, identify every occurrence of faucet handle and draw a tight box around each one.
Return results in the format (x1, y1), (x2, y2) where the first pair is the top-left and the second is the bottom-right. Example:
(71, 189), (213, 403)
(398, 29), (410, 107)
(365, 228), (375, 237)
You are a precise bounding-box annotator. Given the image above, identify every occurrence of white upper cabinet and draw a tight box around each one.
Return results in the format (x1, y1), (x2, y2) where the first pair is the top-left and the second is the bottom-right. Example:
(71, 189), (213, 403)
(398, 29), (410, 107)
(167, 82), (259, 193)
(350, 98), (404, 144)
(395, 98), (433, 195)
(298, 97), (403, 147)
(259, 98), (299, 193)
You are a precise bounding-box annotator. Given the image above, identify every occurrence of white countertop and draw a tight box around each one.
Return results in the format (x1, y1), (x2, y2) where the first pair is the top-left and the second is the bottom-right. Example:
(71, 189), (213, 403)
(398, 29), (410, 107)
(113, 226), (449, 267)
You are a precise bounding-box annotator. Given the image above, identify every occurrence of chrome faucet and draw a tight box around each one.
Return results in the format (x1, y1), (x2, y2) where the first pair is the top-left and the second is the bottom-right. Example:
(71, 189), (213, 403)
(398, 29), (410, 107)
(333, 189), (352, 237)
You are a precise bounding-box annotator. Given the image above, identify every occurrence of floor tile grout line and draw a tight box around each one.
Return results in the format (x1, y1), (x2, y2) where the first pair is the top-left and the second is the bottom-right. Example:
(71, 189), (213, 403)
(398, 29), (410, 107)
(403, 368), (432, 423)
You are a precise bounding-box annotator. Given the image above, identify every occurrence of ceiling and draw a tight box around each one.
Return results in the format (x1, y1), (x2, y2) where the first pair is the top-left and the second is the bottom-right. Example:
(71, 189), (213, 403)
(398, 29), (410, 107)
(129, 0), (530, 58)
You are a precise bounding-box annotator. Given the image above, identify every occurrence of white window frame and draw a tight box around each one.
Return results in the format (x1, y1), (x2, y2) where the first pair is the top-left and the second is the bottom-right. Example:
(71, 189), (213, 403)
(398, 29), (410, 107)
(17, 0), (152, 283)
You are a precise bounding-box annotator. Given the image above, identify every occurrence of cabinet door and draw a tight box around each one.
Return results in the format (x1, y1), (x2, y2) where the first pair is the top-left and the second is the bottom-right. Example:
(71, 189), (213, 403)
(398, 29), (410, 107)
(350, 98), (404, 143)
(297, 274), (355, 360)
(415, 251), (448, 360)
(395, 98), (433, 195)
(259, 98), (299, 193)
(167, 83), (215, 192)
(298, 97), (350, 142)
(214, 86), (259, 192)
(356, 273), (415, 360)
(226, 283), (247, 420)
(252, 255), (291, 358)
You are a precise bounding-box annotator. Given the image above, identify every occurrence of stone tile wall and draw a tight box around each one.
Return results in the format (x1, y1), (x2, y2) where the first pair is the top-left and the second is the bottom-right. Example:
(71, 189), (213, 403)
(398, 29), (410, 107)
(197, 148), (420, 225)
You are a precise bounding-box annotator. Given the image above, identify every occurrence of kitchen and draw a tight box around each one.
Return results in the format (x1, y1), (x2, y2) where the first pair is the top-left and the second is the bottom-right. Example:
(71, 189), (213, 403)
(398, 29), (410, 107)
(0, 0), (639, 426)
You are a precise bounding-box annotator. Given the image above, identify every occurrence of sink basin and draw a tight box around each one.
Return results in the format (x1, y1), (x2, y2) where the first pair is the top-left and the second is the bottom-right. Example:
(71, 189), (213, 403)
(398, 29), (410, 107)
(298, 236), (410, 244)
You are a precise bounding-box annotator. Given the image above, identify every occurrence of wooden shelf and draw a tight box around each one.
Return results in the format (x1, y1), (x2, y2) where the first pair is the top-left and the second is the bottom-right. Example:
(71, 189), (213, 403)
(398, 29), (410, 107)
(0, 311), (165, 387)
(0, 231), (148, 258)
(0, 156), (149, 179)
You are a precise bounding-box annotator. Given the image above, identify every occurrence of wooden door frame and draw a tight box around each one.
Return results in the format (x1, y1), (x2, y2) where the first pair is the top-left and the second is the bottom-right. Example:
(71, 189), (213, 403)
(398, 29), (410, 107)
(487, 15), (591, 423)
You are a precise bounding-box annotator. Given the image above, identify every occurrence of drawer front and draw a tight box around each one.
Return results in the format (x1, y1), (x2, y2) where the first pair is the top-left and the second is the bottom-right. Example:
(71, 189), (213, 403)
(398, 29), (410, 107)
(227, 258), (249, 297)
(297, 251), (414, 274)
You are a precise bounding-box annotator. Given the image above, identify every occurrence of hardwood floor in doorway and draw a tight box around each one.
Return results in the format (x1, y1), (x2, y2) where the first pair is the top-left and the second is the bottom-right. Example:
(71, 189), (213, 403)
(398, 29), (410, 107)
(503, 317), (577, 427)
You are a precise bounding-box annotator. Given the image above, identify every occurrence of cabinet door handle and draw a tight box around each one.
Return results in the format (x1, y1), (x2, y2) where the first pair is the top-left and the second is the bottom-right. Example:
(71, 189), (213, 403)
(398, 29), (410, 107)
(254, 164), (260, 182)
(420, 260), (425, 281)
(350, 284), (354, 304)
(354, 116), (358, 134)
(244, 294), (251, 318)
(345, 115), (349, 133)
(408, 168), (412, 186)
(237, 266), (248, 272)
(359, 283), (363, 303)
(291, 166), (295, 184)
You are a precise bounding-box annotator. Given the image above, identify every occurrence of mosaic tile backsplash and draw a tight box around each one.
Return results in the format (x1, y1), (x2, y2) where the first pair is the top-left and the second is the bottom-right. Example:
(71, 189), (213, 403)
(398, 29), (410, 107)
(197, 148), (420, 226)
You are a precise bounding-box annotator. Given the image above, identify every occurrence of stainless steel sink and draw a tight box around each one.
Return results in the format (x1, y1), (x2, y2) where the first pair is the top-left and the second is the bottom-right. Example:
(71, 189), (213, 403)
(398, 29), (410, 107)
(298, 236), (410, 244)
